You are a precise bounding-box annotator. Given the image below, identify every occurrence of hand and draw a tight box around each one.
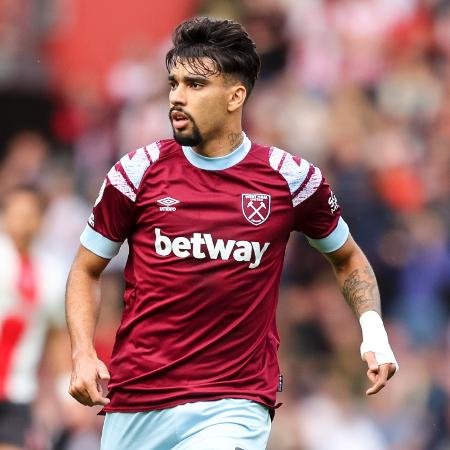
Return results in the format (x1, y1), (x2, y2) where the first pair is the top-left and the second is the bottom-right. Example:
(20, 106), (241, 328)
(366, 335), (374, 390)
(69, 354), (110, 406)
(363, 351), (396, 395)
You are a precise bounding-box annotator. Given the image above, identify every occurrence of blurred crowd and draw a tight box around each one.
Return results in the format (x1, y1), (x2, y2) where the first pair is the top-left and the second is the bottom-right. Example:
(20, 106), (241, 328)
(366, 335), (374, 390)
(0, 0), (449, 449)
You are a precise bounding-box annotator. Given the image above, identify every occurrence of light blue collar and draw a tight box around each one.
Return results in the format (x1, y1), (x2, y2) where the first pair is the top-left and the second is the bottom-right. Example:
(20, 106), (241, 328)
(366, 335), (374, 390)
(182, 133), (251, 170)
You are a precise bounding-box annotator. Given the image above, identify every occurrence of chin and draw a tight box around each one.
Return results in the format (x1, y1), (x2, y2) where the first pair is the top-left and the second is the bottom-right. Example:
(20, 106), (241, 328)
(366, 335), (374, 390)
(173, 128), (202, 147)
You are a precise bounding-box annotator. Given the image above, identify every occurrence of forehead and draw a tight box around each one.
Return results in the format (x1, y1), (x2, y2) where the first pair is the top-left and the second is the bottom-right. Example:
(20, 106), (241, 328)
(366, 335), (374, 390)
(169, 57), (223, 81)
(3, 191), (43, 213)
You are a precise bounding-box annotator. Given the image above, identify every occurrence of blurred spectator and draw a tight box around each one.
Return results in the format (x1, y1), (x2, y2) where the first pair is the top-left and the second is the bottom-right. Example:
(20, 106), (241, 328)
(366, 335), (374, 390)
(0, 0), (54, 89)
(243, 3), (290, 81)
(107, 43), (167, 106)
(38, 166), (92, 273)
(0, 132), (50, 199)
(392, 210), (450, 345)
(295, 376), (387, 450)
(0, 187), (68, 450)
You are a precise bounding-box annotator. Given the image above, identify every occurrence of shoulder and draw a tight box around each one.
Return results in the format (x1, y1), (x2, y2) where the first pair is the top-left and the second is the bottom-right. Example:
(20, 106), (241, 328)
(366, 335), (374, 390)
(249, 143), (322, 205)
(106, 139), (179, 201)
(115, 140), (178, 185)
(35, 251), (67, 323)
(0, 234), (13, 254)
(0, 235), (16, 281)
(249, 143), (308, 175)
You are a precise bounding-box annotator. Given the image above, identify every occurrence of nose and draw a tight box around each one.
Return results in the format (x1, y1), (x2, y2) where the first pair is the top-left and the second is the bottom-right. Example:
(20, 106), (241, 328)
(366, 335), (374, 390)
(169, 84), (187, 107)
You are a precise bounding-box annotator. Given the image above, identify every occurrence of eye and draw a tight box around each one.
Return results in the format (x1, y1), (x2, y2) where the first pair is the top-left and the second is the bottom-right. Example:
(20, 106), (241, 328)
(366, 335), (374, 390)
(189, 81), (203, 89)
(169, 81), (177, 90)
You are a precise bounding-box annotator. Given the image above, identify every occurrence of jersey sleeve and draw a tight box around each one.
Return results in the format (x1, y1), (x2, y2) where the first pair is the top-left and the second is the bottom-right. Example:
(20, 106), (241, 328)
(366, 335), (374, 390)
(80, 143), (159, 259)
(269, 147), (349, 253)
(292, 173), (349, 253)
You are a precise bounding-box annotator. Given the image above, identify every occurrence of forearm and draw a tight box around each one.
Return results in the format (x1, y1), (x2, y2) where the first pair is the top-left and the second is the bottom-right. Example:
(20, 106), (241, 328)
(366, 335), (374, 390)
(65, 263), (102, 359)
(65, 247), (111, 406)
(327, 239), (381, 318)
(326, 236), (398, 388)
(339, 255), (380, 318)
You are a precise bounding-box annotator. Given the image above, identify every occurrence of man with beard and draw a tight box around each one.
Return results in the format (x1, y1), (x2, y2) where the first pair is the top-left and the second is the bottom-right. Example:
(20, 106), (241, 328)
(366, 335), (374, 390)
(66, 17), (398, 450)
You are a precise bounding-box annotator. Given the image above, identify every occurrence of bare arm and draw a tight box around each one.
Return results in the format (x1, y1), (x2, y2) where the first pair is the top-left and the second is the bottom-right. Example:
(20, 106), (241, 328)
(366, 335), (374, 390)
(324, 235), (397, 395)
(325, 235), (380, 318)
(66, 245), (111, 406)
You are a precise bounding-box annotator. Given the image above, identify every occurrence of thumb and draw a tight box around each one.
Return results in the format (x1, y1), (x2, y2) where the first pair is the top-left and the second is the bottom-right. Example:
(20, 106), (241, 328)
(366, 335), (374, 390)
(363, 351), (379, 371)
(97, 361), (111, 380)
(99, 371), (110, 381)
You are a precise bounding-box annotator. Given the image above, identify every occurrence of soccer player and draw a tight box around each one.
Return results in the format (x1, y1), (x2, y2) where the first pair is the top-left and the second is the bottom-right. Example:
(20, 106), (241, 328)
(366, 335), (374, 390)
(66, 17), (398, 450)
(0, 187), (67, 450)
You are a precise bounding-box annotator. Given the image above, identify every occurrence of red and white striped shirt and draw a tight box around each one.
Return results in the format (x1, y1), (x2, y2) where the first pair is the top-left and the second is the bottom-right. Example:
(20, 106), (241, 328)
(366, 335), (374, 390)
(0, 235), (66, 403)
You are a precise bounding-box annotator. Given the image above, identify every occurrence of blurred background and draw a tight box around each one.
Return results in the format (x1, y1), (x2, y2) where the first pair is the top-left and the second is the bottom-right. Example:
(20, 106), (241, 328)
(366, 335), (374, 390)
(0, 0), (449, 449)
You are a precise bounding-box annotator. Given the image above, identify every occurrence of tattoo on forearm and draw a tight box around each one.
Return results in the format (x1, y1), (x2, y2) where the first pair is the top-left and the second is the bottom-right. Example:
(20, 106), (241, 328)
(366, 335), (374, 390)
(228, 132), (243, 149)
(342, 265), (380, 316)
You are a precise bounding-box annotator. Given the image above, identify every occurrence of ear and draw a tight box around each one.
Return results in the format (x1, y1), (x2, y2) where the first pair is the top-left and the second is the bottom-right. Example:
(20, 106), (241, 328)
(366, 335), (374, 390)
(227, 84), (247, 113)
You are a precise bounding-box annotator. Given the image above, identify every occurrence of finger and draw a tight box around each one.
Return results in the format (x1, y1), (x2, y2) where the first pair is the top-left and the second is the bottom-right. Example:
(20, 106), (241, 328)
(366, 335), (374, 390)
(96, 381), (110, 405)
(366, 364), (389, 396)
(387, 363), (397, 379)
(96, 367), (110, 399)
(94, 396), (110, 406)
(367, 368), (378, 384)
(70, 378), (109, 406)
(363, 351), (379, 372)
(75, 392), (95, 406)
(69, 383), (96, 406)
(97, 360), (111, 380)
(85, 381), (110, 406)
(98, 371), (110, 381)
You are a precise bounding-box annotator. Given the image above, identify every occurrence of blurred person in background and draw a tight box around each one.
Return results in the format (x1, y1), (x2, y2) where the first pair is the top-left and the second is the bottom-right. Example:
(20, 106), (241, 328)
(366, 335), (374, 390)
(0, 132), (50, 200)
(66, 17), (397, 450)
(0, 186), (68, 450)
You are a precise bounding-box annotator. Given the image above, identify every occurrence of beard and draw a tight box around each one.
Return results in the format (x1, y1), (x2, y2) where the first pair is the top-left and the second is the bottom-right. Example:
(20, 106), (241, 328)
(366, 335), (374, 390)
(169, 108), (203, 147)
(173, 125), (202, 147)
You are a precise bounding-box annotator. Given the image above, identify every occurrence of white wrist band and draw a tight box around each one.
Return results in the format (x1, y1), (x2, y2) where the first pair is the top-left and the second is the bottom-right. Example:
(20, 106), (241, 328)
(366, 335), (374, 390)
(359, 311), (399, 372)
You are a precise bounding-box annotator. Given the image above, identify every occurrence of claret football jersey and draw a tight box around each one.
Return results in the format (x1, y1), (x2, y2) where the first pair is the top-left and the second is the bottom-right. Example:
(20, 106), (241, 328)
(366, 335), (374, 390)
(80, 133), (349, 412)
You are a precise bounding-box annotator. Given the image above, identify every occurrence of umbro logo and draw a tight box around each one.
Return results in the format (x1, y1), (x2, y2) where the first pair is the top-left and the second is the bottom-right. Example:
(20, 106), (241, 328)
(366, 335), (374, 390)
(157, 196), (180, 211)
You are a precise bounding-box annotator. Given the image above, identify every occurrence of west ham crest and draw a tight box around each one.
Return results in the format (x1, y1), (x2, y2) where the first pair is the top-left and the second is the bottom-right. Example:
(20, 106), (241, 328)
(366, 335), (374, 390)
(242, 193), (271, 226)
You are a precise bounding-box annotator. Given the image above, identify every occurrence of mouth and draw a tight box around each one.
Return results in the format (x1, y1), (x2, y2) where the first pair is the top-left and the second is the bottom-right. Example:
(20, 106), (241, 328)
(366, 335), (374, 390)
(171, 111), (190, 130)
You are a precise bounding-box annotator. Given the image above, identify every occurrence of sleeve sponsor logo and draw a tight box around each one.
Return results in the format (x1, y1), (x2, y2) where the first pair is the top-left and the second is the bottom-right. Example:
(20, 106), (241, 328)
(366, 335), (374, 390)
(328, 192), (339, 214)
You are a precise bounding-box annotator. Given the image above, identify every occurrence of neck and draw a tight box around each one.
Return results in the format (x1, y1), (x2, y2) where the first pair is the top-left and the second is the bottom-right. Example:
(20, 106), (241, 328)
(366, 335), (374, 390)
(14, 242), (31, 257)
(192, 128), (244, 158)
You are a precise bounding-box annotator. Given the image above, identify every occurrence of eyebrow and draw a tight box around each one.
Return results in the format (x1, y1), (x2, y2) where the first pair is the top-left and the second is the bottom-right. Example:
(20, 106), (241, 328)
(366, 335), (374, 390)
(168, 74), (210, 83)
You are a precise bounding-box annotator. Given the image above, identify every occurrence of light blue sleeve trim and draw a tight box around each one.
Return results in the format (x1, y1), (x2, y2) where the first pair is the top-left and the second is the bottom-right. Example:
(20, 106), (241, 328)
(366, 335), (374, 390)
(80, 225), (122, 259)
(306, 217), (350, 253)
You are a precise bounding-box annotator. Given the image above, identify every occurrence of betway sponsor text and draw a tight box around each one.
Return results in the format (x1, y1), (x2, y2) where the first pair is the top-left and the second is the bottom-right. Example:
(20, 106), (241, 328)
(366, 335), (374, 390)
(154, 228), (270, 269)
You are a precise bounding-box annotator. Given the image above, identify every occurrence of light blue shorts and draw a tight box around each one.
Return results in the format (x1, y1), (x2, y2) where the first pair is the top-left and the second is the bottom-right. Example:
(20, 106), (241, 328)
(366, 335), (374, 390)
(100, 398), (271, 450)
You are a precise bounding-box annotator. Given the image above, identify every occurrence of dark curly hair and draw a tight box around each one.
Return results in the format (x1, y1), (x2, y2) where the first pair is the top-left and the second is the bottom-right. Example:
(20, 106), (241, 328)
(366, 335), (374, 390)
(166, 17), (261, 99)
